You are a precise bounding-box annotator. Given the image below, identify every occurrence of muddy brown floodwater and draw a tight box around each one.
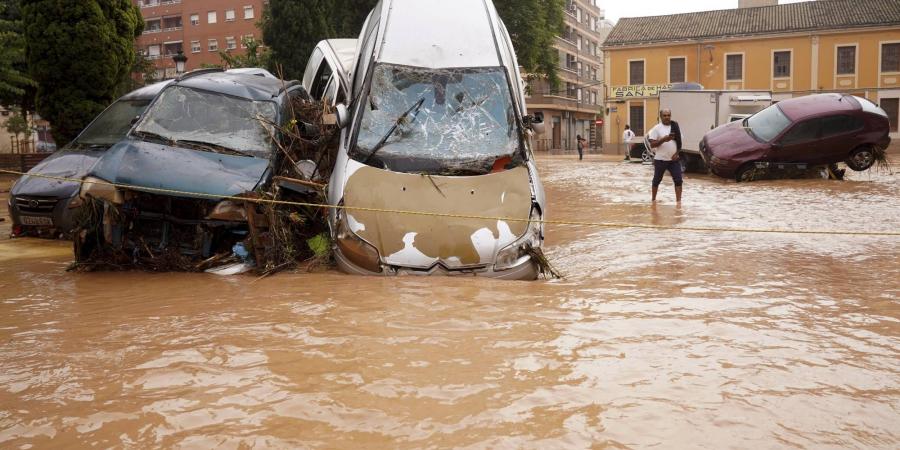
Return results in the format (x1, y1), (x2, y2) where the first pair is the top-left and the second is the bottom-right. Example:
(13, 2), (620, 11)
(1, 156), (899, 448)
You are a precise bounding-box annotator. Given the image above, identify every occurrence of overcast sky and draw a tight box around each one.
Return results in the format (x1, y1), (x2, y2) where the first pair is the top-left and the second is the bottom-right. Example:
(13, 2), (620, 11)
(604, 0), (811, 23)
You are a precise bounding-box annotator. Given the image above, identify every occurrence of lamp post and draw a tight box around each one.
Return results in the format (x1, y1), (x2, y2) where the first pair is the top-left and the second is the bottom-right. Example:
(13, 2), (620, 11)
(172, 50), (188, 76)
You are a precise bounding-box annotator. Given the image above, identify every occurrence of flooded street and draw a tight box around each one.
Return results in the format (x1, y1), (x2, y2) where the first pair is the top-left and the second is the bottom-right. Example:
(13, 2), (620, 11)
(1, 156), (899, 448)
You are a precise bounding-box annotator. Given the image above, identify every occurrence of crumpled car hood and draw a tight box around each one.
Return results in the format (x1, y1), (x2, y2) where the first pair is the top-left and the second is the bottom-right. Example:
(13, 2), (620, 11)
(342, 161), (532, 269)
(87, 139), (270, 199)
(11, 148), (105, 198)
(705, 120), (764, 158)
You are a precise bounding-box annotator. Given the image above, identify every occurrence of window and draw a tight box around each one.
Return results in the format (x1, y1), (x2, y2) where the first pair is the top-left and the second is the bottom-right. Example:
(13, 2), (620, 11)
(207, 11), (216, 24)
(669, 58), (685, 83)
(190, 13), (199, 26)
(773, 51), (791, 78)
(226, 36), (237, 50)
(780, 119), (820, 146)
(821, 115), (864, 137)
(882, 43), (900, 72)
(629, 104), (644, 136)
(882, 98), (899, 133)
(629, 60), (644, 85)
(208, 39), (218, 52)
(726, 54), (743, 81)
(225, 9), (235, 21)
(191, 40), (200, 53)
(244, 6), (254, 19)
(148, 44), (160, 58)
(837, 46), (856, 75)
(242, 34), (254, 48)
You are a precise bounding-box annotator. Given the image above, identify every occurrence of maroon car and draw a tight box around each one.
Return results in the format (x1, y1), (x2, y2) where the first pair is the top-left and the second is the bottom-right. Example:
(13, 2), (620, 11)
(700, 94), (891, 181)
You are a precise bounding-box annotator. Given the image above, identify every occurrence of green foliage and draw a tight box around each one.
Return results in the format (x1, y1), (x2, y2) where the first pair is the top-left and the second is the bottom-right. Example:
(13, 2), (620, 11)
(21, 0), (143, 145)
(306, 233), (331, 258)
(4, 108), (29, 137)
(218, 37), (271, 70)
(0, 0), (35, 107)
(261, 0), (377, 80)
(494, 0), (565, 88)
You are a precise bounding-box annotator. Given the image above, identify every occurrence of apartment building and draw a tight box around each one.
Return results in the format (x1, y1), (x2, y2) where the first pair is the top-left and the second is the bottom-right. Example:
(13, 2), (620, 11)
(527, 0), (613, 152)
(601, 0), (900, 147)
(134, 0), (266, 79)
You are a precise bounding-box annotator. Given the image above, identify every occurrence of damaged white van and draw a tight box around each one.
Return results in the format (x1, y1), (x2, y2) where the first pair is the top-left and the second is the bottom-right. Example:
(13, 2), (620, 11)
(306, 0), (547, 279)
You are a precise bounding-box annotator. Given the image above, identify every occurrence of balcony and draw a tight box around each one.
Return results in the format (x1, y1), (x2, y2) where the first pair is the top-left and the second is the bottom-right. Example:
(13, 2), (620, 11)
(139, 0), (181, 8)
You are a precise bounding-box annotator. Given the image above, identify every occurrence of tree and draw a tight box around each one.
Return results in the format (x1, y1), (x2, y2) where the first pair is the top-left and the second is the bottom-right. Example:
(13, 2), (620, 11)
(21, 0), (143, 146)
(261, 0), (377, 80)
(5, 108), (31, 153)
(219, 37), (271, 70)
(494, 0), (565, 88)
(0, 0), (35, 108)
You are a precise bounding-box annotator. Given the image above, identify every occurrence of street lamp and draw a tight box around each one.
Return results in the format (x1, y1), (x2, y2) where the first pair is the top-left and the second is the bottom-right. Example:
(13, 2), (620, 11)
(172, 50), (188, 76)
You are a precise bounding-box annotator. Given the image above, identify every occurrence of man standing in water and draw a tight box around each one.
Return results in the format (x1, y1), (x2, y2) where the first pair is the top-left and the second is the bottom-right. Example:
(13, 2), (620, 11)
(647, 109), (683, 202)
(576, 134), (586, 160)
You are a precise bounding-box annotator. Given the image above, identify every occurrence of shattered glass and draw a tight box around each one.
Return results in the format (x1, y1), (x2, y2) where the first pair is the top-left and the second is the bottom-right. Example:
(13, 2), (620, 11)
(354, 64), (520, 173)
(75, 99), (152, 147)
(135, 86), (278, 157)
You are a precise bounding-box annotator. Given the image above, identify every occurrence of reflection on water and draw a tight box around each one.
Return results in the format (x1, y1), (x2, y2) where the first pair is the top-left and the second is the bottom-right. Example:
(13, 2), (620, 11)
(0, 156), (898, 448)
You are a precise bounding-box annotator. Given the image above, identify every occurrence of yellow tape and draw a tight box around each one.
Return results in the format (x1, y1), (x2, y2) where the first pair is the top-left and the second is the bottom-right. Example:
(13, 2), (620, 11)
(2, 168), (898, 237)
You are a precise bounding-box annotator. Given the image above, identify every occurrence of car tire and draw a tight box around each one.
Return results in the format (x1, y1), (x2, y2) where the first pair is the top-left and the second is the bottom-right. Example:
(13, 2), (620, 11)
(845, 146), (876, 172)
(679, 156), (688, 173)
(734, 163), (759, 183)
(641, 148), (653, 163)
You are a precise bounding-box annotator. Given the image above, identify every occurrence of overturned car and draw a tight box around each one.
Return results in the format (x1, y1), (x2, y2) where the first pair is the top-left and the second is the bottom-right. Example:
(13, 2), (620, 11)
(307, 0), (548, 280)
(73, 70), (324, 271)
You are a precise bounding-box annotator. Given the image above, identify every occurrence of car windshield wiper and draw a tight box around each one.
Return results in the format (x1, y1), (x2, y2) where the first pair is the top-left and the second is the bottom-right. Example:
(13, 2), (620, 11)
(174, 139), (252, 157)
(133, 130), (173, 144)
(361, 97), (426, 165)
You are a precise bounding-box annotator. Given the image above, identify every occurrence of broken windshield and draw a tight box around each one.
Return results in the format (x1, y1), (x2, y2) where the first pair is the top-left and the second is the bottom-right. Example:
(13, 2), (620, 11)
(134, 86), (278, 157)
(74, 99), (151, 147)
(353, 64), (520, 172)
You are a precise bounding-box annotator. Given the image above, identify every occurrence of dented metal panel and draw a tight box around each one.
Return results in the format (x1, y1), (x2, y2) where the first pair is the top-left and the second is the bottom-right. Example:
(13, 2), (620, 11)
(342, 160), (531, 268)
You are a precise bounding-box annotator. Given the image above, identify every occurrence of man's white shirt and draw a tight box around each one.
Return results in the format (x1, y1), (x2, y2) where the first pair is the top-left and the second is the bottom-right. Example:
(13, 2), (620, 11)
(622, 129), (635, 143)
(648, 123), (677, 161)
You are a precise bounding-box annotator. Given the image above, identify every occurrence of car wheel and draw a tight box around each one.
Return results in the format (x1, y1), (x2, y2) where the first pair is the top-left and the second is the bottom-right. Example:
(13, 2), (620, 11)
(679, 156), (688, 173)
(845, 146), (876, 172)
(641, 148), (653, 163)
(734, 163), (759, 182)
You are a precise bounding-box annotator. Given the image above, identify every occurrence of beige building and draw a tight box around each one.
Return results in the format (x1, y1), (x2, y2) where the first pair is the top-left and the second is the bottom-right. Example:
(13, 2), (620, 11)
(602, 0), (900, 147)
(526, 0), (612, 152)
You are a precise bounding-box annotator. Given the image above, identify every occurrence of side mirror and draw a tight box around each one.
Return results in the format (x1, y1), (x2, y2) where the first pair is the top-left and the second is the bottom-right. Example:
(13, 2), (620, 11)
(524, 112), (545, 134)
(335, 103), (350, 129)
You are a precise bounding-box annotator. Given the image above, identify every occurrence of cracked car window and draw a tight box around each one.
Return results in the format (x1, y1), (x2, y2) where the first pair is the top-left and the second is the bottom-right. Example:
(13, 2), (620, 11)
(75, 99), (151, 146)
(354, 64), (519, 171)
(135, 86), (278, 157)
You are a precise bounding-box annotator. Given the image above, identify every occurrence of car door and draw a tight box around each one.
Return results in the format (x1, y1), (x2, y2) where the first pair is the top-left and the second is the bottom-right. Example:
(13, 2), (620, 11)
(817, 114), (865, 162)
(773, 118), (823, 163)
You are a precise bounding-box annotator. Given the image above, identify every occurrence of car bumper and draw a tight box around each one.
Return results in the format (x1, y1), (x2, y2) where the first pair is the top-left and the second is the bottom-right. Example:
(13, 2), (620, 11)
(8, 195), (78, 237)
(334, 248), (539, 280)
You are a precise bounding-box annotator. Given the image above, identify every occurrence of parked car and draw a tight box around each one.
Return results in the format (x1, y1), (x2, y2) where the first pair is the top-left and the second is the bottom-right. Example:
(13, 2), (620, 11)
(700, 94), (891, 181)
(74, 70), (310, 263)
(305, 0), (546, 280)
(7, 80), (172, 237)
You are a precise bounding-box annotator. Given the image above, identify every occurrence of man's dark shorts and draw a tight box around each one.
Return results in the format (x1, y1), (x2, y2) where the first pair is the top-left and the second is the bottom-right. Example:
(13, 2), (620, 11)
(652, 159), (683, 187)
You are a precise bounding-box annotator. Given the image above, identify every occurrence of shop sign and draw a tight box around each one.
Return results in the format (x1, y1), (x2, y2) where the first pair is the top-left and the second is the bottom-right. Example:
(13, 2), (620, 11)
(611, 84), (673, 99)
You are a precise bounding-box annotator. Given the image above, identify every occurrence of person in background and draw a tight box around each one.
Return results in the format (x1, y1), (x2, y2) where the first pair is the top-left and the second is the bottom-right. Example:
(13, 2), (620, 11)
(647, 109), (683, 203)
(622, 125), (635, 161)
(576, 134), (586, 161)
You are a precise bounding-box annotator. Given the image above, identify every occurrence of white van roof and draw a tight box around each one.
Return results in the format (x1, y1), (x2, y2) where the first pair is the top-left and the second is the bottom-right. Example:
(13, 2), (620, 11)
(326, 39), (358, 77)
(377, 0), (502, 69)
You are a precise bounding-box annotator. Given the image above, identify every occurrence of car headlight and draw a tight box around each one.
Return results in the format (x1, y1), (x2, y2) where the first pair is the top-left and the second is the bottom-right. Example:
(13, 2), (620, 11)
(495, 207), (543, 271)
(709, 155), (726, 166)
(335, 207), (382, 273)
(79, 176), (124, 205)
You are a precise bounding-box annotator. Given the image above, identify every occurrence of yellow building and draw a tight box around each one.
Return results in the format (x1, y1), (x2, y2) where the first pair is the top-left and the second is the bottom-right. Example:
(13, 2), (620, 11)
(601, 0), (900, 148)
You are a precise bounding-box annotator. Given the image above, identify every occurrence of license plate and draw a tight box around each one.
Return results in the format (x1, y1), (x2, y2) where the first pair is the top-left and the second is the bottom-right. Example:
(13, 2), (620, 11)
(21, 215), (53, 226)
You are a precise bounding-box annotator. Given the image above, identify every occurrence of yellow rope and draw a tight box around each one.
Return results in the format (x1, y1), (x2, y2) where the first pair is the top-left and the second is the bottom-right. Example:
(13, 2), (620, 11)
(2, 168), (898, 237)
